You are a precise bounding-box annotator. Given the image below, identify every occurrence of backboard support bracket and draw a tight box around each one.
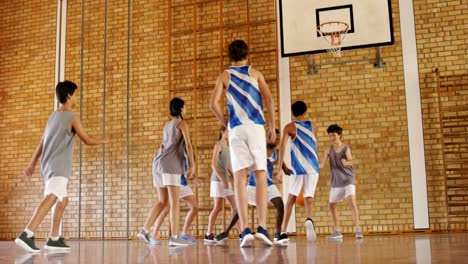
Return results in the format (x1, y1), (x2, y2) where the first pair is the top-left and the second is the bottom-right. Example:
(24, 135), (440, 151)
(305, 47), (386, 75)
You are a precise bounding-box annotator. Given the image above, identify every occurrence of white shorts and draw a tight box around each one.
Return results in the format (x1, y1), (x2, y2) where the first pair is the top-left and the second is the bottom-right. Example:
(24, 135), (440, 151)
(329, 184), (356, 203)
(180, 185), (194, 199)
(247, 185), (282, 206)
(228, 124), (267, 173)
(210, 181), (234, 198)
(153, 173), (182, 188)
(44, 176), (68, 202)
(288, 173), (319, 198)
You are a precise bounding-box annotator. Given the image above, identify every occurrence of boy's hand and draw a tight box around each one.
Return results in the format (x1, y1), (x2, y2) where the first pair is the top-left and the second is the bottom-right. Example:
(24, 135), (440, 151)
(222, 179), (229, 189)
(276, 172), (283, 183)
(267, 127), (276, 144)
(186, 167), (195, 179)
(23, 166), (34, 177)
(282, 166), (291, 176)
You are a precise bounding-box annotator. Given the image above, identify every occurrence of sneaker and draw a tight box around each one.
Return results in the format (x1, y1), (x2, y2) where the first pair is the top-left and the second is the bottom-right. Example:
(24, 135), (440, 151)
(58, 238), (70, 248)
(137, 229), (150, 244)
(204, 233), (216, 244)
(44, 238), (71, 251)
(305, 218), (317, 241)
(15, 232), (41, 253)
(254, 226), (273, 246)
(355, 228), (364, 239)
(275, 233), (289, 245)
(239, 227), (254, 248)
(180, 233), (197, 244)
(273, 233), (279, 242)
(168, 236), (191, 247)
(327, 230), (343, 240)
(215, 232), (228, 242)
(149, 237), (162, 246)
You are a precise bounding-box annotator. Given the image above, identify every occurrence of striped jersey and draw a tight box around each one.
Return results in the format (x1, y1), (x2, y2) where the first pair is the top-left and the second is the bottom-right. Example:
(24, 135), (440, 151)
(248, 149), (277, 187)
(290, 121), (319, 175)
(225, 65), (265, 129)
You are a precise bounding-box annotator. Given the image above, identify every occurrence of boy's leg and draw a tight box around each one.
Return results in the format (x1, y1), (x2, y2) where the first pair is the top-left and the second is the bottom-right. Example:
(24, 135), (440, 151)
(143, 188), (168, 231)
(329, 202), (339, 230)
(281, 194), (296, 233)
(253, 170), (268, 228)
(152, 204), (170, 238)
(50, 197), (69, 237)
(181, 195), (198, 235)
(304, 197), (315, 219)
(233, 169), (249, 230)
(269, 197), (284, 237)
(207, 197), (223, 234)
(167, 185), (181, 237)
(26, 194), (58, 232)
(347, 195), (361, 229)
(225, 194), (240, 232)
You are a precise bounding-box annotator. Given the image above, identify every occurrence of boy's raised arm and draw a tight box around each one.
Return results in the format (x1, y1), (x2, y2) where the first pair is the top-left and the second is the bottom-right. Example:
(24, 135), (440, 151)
(71, 114), (109, 146)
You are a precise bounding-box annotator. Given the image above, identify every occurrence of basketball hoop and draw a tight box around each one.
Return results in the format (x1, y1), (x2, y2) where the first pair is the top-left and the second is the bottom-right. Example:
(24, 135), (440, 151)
(317, 21), (349, 58)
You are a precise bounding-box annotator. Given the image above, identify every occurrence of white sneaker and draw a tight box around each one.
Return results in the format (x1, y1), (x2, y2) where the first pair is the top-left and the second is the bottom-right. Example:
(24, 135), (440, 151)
(305, 219), (316, 241)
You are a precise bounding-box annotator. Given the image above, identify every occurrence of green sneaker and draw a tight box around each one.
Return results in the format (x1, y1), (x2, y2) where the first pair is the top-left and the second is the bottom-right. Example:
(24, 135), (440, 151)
(44, 237), (71, 251)
(215, 232), (228, 242)
(15, 232), (40, 253)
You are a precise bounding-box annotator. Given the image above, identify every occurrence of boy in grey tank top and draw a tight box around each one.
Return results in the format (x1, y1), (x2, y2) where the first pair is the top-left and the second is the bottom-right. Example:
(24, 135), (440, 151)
(15, 81), (109, 253)
(319, 124), (363, 239)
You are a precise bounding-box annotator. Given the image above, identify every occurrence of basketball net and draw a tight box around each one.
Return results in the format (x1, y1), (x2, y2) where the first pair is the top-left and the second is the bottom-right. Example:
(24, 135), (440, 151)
(317, 21), (349, 58)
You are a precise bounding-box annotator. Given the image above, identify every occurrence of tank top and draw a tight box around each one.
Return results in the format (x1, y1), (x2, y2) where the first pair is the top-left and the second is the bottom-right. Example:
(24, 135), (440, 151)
(225, 65), (265, 129)
(211, 142), (231, 182)
(153, 119), (185, 176)
(40, 111), (76, 182)
(290, 120), (319, 176)
(248, 149), (277, 187)
(329, 144), (355, 188)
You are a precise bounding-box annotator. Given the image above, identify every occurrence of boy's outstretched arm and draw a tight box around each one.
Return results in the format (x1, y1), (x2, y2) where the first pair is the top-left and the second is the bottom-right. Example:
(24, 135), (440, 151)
(276, 123), (293, 183)
(210, 72), (228, 128)
(23, 135), (44, 177)
(71, 115), (109, 145)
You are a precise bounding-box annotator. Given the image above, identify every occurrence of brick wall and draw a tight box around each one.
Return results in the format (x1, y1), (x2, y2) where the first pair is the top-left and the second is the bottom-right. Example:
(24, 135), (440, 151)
(0, 0), (466, 240)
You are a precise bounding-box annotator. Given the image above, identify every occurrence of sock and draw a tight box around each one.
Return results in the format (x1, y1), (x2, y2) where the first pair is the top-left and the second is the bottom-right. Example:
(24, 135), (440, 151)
(51, 236), (59, 241)
(24, 229), (34, 238)
(281, 232), (287, 235)
(142, 228), (149, 233)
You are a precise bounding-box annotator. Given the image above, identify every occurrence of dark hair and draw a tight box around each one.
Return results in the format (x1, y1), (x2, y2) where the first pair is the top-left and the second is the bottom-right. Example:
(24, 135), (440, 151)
(228, 40), (249, 62)
(170, 97), (185, 119)
(291, 101), (307, 117)
(56, 80), (78, 104)
(327, 124), (343, 138)
(218, 126), (227, 140)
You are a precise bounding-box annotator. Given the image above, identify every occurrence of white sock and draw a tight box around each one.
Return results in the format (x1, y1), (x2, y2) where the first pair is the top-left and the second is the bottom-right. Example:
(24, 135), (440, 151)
(51, 236), (59, 241)
(24, 229), (34, 238)
(142, 228), (149, 233)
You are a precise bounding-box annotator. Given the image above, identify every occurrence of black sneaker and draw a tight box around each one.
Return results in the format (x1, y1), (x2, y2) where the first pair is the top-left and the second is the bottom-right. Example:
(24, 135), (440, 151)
(275, 233), (289, 245)
(239, 227), (254, 248)
(15, 232), (40, 253)
(215, 232), (228, 242)
(254, 226), (273, 246)
(204, 233), (216, 244)
(44, 238), (71, 251)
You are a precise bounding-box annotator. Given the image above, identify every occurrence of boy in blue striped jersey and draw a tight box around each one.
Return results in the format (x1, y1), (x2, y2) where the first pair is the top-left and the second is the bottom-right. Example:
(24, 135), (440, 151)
(276, 101), (319, 245)
(210, 40), (276, 248)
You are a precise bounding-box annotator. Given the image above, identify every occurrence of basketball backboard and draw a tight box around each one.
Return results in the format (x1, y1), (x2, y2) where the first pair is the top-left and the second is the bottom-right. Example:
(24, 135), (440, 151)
(279, 0), (394, 57)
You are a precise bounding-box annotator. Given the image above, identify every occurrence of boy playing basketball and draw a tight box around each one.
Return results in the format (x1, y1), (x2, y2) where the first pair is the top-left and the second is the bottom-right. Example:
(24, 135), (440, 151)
(319, 124), (363, 239)
(276, 101), (319, 245)
(15, 81), (109, 252)
(210, 40), (276, 248)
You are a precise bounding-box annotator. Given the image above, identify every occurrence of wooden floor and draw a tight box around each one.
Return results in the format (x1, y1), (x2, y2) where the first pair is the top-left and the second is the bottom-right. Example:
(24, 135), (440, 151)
(1, 233), (468, 263)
